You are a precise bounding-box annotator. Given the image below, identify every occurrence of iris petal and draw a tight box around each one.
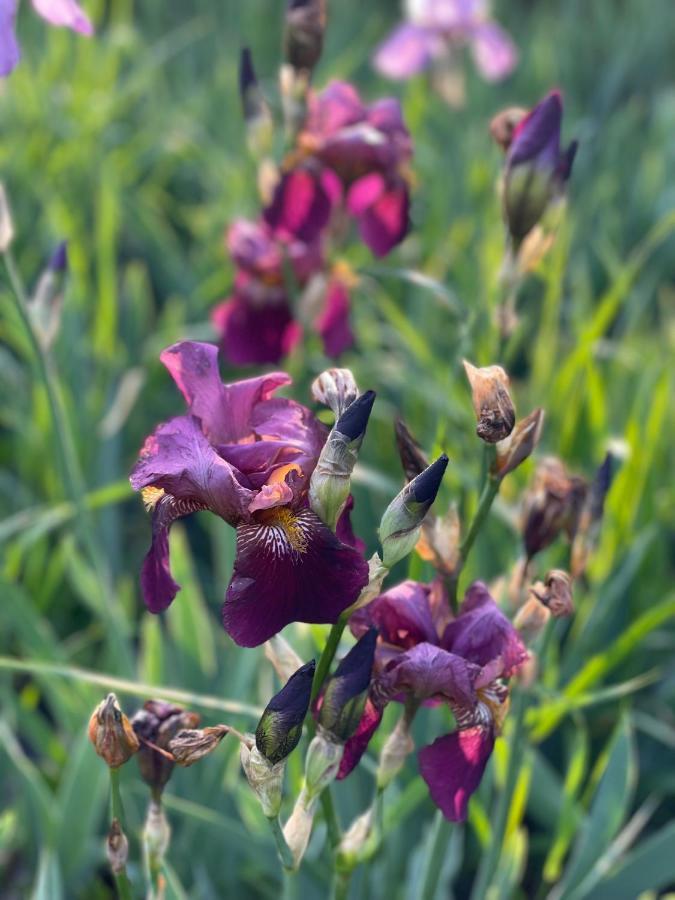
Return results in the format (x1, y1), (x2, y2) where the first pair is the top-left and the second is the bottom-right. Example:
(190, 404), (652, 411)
(222, 508), (369, 647)
(418, 726), (495, 822)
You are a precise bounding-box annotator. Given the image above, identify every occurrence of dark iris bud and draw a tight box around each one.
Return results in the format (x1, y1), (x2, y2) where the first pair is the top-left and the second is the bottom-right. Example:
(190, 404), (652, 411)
(238, 47), (273, 158)
(319, 629), (377, 742)
(336, 390), (376, 442)
(395, 418), (429, 482)
(571, 452), (616, 577)
(309, 390), (376, 530)
(284, 0), (327, 73)
(256, 660), (315, 765)
(131, 700), (200, 798)
(379, 455), (449, 567)
(48, 241), (68, 273)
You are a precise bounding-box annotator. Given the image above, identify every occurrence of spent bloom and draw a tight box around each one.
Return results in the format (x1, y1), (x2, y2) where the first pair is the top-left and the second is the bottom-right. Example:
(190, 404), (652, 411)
(373, 0), (517, 84)
(211, 218), (355, 366)
(1, 0), (93, 77)
(265, 81), (413, 258)
(88, 693), (139, 769)
(343, 579), (527, 821)
(503, 90), (578, 246)
(131, 700), (200, 797)
(130, 341), (369, 647)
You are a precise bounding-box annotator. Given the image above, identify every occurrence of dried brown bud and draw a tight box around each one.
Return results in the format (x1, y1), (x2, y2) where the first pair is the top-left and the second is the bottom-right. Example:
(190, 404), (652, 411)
(415, 504), (461, 579)
(513, 595), (551, 645)
(463, 361), (516, 443)
(131, 700), (200, 796)
(106, 818), (129, 875)
(531, 569), (574, 618)
(521, 458), (587, 559)
(490, 106), (528, 152)
(494, 408), (545, 479)
(284, 0), (327, 73)
(395, 418), (429, 481)
(88, 693), (140, 769)
(168, 725), (229, 766)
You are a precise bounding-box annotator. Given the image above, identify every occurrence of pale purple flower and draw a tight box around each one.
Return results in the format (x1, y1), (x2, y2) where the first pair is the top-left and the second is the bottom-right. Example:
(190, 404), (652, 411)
(373, 0), (517, 84)
(1, 0), (93, 77)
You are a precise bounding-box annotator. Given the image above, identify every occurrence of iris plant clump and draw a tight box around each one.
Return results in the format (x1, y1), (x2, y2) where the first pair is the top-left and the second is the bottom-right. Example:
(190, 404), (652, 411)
(0, 0), (619, 895)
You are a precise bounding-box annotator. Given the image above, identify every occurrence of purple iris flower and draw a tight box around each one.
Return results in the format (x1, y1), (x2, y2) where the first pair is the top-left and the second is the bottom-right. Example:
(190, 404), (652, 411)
(264, 81), (413, 258)
(342, 578), (527, 821)
(373, 0), (517, 84)
(1, 0), (93, 77)
(503, 90), (578, 243)
(130, 341), (369, 647)
(211, 218), (354, 365)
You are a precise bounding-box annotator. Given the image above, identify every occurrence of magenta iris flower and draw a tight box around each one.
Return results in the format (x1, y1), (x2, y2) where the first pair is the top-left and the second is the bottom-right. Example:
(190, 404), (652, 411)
(0, 0), (93, 76)
(211, 218), (354, 366)
(264, 81), (413, 258)
(342, 578), (527, 820)
(373, 0), (517, 84)
(130, 341), (369, 647)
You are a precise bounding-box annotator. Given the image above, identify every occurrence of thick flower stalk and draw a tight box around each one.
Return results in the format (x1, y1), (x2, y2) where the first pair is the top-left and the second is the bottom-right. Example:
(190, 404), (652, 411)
(130, 341), (369, 647)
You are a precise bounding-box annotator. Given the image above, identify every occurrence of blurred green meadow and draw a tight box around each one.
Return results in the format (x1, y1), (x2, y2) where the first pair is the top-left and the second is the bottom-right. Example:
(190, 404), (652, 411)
(1, 0), (675, 897)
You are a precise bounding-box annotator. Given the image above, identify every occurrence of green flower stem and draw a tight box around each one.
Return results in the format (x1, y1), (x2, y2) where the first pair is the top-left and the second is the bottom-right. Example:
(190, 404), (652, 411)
(448, 446), (500, 607)
(269, 814), (295, 870)
(321, 788), (342, 848)
(109, 768), (134, 900)
(310, 610), (350, 705)
(331, 867), (352, 900)
(109, 767), (127, 830)
(469, 688), (527, 900)
(419, 810), (451, 900)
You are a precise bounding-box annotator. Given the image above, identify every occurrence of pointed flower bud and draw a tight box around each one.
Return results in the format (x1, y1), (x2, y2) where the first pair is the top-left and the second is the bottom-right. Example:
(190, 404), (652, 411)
(503, 90), (578, 246)
(241, 740), (286, 818)
(379, 454), (449, 567)
(239, 47), (274, 158)
(463, 360), (516, 444)
(283, 786), (318, 868)
(88, 693), (140, 769)
(168, 725), (229, 766)
(319, 629), (377, 743)
(29, 243), (69, 350)
(394, 418), (429, 482)
(312, 368), (359, 419)
(284, 0), (327, 73)
(48, 241), (68, 273)
(131, 700), (200, 797)
(530, 569), (574, 618)
(336, 807), (378, 871)
(304, 731), (344, 798)
(494, 409), (544, 480)
(106, 819), (129, 876)
(571, 452), (616, 577)
(143, 800), (171, 868)
(309, 390), (376, 530)
(376, 713), (415, 789)
(256, 660), (315, 765)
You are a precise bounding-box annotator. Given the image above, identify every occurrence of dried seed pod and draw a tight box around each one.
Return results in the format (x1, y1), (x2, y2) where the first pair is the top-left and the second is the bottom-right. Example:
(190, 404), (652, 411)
(463, 360), (516, 444)
(168, 725), (229, 766)
(88, 693), (140, 769)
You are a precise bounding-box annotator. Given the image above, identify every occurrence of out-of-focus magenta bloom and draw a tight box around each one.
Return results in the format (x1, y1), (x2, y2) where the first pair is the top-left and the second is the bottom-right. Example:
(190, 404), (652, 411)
(373, 0), (517, 84)
(264, 81), (413, 258)
(130, 341), (369, 647)
(0, 0), (93, 76)
(211, 218), (355, 365)
(342, 579), (527, 820)
(503, 90), (578, 243)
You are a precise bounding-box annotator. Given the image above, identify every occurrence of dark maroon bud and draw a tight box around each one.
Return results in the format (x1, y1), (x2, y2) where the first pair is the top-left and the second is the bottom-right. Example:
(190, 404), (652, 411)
(255, 660), (316, 765)
(48, 241), (68, 273)
(319, 629), (377, 742)
(412, 454), (449, 504)
(336, 390), (376, 442)
(395, 418), (429, 481)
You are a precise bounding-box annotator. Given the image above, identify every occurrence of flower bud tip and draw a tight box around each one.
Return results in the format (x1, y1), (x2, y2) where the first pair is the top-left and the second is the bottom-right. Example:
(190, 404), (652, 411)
(412, 454), (448, 504)
(336, 390), (376, 441)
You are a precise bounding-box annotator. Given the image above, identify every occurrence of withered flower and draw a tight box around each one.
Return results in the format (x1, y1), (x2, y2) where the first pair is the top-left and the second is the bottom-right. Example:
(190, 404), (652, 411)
(530, 569), (574, 618)
(311, 368), (359, 419)
(131, 700), (200, 797)
(88, 693), (139, 769)
(513, 595), (551, 644)
(395, 417), (429, 482)
(168, 726), (229, 766)
(494, 408), (545, 479)
(463, 360), (516, 443)
(521, 457), (587, 559)
(284, 0), (327, 74)
(490, 106), (528, 152)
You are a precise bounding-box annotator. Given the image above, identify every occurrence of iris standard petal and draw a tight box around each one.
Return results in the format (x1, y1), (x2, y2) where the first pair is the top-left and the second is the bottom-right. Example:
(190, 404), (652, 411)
(348, 175), (410, 257)
(470, 21), (518, 82)
(373, 23), (443, 79)
(382, 642), (478, 707)
(263, 167), (338, 243)
(212, 294), (302, 367)
(31, 0), (93, 34)
(314, 277), (354, 358)
(0, 0), (19, 77)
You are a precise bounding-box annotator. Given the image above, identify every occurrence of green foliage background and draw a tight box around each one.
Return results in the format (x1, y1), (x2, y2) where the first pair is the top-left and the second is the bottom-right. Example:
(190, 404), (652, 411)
(1, 0), (674, 897)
